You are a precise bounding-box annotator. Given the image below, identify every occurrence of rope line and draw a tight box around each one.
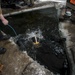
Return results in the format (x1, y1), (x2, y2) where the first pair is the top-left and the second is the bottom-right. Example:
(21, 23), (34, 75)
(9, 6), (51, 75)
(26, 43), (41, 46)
(8, 24), (17, 36)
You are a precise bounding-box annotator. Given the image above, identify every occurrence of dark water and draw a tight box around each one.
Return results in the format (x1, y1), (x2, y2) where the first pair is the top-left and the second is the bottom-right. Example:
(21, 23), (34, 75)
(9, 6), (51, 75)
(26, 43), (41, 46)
(0, 7), (59, 36)
(0, 7), (71, 75)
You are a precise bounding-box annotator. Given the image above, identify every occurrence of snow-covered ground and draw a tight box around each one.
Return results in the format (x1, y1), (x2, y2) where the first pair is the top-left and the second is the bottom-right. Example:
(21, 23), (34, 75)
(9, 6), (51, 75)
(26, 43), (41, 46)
(39, 0), (66, 2)
(38, 0), (67, 8)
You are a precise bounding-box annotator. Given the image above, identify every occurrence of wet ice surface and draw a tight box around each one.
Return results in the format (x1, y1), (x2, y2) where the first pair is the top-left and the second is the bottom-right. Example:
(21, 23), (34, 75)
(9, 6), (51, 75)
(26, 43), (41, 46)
(39, 0), (66, 2)
(39, 0), (66, 7)
(22, 61), (53, 75)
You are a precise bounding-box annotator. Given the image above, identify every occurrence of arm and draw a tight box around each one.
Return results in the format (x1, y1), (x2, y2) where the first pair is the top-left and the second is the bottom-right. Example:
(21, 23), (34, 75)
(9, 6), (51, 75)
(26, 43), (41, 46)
(0, 13), (8, 25)
(0, 0), (8, 25)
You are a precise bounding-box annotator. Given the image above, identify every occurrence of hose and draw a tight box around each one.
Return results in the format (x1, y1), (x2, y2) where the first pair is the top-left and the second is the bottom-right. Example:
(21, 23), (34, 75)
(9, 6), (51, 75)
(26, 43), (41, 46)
(7, 24), (17, 36)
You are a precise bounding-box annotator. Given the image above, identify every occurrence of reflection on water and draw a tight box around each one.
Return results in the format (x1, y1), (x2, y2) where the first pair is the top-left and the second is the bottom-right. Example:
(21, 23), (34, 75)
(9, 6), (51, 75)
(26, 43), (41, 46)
(0, 7), (71, 75)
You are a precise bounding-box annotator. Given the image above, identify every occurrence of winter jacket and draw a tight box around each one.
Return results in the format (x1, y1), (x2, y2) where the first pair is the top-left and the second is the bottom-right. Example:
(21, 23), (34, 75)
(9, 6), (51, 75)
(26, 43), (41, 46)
(0, 0), (2, 14)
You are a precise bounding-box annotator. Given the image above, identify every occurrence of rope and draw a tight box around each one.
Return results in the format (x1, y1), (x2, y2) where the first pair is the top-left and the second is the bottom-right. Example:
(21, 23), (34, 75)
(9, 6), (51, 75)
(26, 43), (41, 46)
(7, 24), (17, 36)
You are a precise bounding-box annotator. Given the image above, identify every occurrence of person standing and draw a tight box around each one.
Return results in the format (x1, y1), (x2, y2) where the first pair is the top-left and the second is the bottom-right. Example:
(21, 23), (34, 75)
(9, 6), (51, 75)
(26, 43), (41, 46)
(0, 0), (10, 72)
(0, 0), (9, 54)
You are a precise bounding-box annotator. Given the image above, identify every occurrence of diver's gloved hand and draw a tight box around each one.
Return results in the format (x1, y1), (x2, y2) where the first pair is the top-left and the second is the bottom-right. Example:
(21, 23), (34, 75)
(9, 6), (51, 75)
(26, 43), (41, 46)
(0, 47), (7, 54)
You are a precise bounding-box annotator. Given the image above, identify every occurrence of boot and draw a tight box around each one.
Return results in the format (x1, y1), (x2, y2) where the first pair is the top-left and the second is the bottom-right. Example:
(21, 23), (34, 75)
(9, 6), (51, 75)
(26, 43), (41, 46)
(0, 47), (7, 54)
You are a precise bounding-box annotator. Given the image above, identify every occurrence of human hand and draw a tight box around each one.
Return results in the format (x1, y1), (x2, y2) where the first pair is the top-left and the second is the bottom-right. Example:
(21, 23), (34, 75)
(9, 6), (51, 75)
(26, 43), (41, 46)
(0, 14), (8, 25)
(2, 18), (8, 25)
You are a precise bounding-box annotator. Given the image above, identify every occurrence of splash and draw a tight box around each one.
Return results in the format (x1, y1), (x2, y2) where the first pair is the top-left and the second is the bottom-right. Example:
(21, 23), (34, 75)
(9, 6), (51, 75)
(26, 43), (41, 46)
(14, 28), (44, 51)
(26, 29), (44, 41)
